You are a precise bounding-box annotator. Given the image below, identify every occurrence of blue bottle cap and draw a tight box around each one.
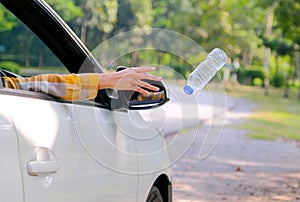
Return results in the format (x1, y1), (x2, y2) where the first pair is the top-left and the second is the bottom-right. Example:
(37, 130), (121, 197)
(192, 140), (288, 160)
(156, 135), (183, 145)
(183, 85), (194, 95)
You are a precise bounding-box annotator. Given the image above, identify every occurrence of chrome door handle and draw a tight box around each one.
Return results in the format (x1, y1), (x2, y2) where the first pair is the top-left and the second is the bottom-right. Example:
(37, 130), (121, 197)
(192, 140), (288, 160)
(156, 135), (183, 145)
(27, 160), (59, 176)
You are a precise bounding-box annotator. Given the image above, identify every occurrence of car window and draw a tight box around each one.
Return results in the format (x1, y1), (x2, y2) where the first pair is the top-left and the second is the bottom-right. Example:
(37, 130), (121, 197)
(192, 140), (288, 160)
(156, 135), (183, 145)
(0, 4), (69, 78)
(0, 3), (108, 107)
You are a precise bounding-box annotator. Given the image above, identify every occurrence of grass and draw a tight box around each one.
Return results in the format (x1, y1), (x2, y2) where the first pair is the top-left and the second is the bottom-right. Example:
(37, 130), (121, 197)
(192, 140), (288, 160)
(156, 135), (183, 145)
(226, 85), (300, 141)
(21, 66), (68, 76)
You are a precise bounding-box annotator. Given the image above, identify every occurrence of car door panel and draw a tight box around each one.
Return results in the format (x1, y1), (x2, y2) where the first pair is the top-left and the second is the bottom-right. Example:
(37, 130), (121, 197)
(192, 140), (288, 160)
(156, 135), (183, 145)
(2, 92), (138, 201)
(71, 105), (139, 201)
(0, 96), (23, 202)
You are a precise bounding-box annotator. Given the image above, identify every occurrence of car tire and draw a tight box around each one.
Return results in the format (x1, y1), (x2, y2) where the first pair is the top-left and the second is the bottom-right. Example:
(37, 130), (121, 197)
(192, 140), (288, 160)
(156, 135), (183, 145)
(146, 185), (163, 202)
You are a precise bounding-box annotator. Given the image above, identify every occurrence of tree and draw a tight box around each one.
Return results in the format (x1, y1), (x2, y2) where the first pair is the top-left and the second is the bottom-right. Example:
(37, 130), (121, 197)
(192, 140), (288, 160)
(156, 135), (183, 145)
(128, 0), (153, 66)
(74, 0), (118, 46)
(0, 4), (18, 32)
(112, 0), (135, 34)
(274, 0), (300, 99)
(130, 0), (153, 28)
(45, 0), (82, 22)
(257, 0), (300, 97)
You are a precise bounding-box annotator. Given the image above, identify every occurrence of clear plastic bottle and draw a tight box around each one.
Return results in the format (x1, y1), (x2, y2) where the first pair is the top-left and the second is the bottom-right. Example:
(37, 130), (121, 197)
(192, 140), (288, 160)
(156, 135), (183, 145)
(183, 48), (228, 95)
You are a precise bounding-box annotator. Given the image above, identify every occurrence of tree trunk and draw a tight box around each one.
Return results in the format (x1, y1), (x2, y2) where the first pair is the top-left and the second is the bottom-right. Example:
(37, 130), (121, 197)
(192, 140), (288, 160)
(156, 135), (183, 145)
(263, 1), (280, 95)
(38, 48), (44, 67)
(80, 19), (87, 45)
(131, 51), (138, 67)
(223, 69), (230, 89)
(242, 51), (252, 66)
(275, 53), (279, 75)
(25, 28), (31, 67)
(283, 79), (289, 98)
(263, 5), (277, 96)
(295, 52), (300, 100)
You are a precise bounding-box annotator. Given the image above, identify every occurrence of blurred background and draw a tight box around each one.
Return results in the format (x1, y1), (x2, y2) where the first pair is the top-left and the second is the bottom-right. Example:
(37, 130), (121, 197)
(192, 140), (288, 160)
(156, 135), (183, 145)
(0, 0), (299, 139)
(0, 0), (299, 86)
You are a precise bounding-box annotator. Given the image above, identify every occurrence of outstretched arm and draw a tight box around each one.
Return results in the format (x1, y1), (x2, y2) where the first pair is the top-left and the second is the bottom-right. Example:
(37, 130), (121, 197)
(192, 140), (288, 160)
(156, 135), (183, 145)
(3, 67), (162, 101)
(98, 67), (161, 94)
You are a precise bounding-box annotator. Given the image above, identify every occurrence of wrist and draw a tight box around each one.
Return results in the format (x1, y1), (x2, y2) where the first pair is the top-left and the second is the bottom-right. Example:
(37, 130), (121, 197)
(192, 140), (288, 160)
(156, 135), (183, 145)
(97, 73), (114, 89)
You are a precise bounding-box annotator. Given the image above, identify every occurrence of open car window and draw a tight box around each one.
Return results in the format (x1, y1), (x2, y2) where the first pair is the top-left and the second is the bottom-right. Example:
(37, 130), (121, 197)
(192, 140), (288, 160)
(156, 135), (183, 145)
(0, 1), (111, 109)
(0, 4), (69, 80)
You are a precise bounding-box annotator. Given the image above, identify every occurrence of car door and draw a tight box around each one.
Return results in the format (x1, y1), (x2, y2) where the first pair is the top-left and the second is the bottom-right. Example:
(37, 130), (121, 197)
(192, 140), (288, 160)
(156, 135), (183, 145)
(0, 83), (24, 202)
(0, 0), (139, 200)
(70, 103), (139, 201)
(0, 12), (138, 202)
(2, 89), (138, 202)
(0, 32), (138, 202)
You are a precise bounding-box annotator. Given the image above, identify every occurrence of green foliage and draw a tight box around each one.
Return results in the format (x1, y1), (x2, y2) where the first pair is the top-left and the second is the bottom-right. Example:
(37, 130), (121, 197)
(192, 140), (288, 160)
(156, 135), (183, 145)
(0, 4), (18, 31)
(272, 73), (285, 88)
(253, 77), (264, 86)
(85, 0), (118, 33)
(45, 0), (83, 22)
(261, 36), (293, 56)
(0, 61), (21, 74)
(73, 0), (118, 46)
(238, 66), (266, 86)
(130, 0), (153, 28)
(275, 1), (300, 44)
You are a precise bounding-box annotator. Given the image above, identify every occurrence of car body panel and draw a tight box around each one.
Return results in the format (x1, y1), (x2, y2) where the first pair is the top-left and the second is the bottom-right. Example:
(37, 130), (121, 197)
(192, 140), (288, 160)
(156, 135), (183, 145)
(0, 99), (23, 201)
(0, 90), (140, 201)
(0, 0), (172, 200)
(131, 110), (172, 201)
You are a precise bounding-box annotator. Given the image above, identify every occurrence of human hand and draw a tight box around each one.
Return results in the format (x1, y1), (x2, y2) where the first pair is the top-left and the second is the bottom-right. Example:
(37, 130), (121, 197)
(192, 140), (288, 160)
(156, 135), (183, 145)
(99, 67), (162, 95)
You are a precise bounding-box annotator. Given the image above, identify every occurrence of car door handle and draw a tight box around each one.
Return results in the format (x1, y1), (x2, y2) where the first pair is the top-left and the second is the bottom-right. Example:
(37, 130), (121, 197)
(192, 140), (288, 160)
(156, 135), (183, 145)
(27, 160), (59, 176)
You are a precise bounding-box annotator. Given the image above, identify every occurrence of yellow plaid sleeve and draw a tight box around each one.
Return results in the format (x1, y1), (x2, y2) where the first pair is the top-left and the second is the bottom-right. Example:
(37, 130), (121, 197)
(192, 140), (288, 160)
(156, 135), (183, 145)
(3, 73), (99, 101)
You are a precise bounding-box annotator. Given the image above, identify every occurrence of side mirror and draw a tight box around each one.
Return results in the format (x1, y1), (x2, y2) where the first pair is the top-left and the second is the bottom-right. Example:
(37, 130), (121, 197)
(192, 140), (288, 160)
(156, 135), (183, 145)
(128, 79), (169, 110)
(110, 67), (169, 110)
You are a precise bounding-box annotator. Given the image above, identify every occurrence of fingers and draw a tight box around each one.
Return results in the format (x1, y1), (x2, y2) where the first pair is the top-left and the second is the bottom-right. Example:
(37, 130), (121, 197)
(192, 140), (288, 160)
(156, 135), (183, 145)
(128, 80), (159, 95)
(137, 80), (160, 92)
(129, 67), (162, 81)
(131, 66), (156, 73)
(110, 66), (162, 93)
(130, 67), (162, 81)
(142, 73), (162, 81)
(132, 67), (161, 94)
(135, 86), (150, 95)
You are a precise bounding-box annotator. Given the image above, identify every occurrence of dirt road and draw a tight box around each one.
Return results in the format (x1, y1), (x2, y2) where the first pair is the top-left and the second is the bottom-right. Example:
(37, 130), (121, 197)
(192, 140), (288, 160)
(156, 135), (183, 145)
(169, 96), (300, 202)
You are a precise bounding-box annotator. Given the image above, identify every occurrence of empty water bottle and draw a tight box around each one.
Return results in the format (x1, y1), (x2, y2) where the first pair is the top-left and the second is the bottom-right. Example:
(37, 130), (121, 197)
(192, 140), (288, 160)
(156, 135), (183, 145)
(183, 48), (228, 95)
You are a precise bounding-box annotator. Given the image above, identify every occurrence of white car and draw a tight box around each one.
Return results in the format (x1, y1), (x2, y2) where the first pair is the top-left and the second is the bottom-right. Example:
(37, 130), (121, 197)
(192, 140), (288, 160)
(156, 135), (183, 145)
(0, 0), (172, 201)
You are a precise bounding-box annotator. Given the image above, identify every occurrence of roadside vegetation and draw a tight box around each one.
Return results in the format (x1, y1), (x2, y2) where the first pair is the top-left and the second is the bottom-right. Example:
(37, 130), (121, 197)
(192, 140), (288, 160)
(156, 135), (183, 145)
(227, 85), (300, 141)
(0, 0), (299, 94)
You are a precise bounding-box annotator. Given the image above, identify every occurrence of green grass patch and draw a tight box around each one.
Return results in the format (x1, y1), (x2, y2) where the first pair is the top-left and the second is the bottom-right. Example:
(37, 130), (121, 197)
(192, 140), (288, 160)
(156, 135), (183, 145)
(226, 85), (300, 141)
(21, 66), (68, 76)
